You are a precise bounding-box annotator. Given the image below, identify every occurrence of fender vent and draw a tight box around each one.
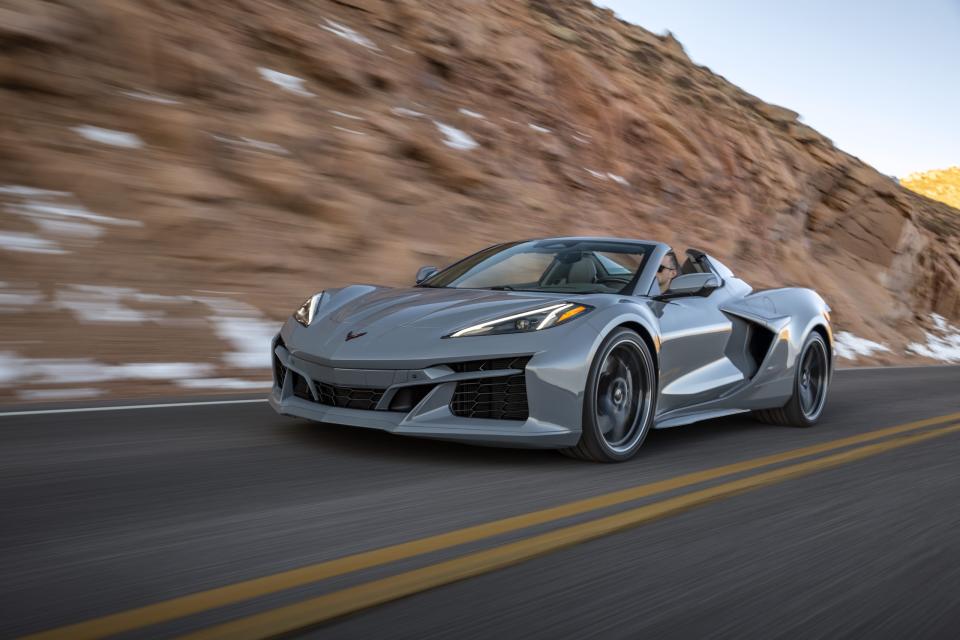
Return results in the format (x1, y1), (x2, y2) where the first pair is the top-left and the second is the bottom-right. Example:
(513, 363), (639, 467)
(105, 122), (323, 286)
(748, 325), (776, 369)
(723, 315), (776, 379)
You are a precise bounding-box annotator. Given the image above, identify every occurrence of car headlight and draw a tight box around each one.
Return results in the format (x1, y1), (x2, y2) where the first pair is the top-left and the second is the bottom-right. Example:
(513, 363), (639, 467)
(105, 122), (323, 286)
(447, 303), (593, 338)
(293, 292), (324, 327)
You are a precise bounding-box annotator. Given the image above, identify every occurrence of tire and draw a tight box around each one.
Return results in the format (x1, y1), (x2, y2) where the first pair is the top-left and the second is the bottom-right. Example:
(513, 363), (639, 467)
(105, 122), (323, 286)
(561, 328), (657, 462)
(753, 331), (830, 427)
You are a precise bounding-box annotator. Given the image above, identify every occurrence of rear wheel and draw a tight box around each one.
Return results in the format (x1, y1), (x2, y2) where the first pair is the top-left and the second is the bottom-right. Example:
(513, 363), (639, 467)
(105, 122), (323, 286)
(754, 331), (830, 427)
(562, 328), (656, 462)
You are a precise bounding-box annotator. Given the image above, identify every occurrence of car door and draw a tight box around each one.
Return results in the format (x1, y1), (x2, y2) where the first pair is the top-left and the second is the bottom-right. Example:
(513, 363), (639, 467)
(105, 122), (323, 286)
(653, 253), (744, 414)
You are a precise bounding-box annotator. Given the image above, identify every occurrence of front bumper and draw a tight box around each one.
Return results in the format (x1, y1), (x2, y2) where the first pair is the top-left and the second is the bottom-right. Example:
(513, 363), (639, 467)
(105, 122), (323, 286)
(268, 327), (590, 448)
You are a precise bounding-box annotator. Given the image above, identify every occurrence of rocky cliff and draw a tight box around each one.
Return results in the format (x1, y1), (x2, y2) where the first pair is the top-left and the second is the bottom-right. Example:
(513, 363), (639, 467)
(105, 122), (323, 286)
(902, 167), (960, 211)
(2, 0), (959, 399)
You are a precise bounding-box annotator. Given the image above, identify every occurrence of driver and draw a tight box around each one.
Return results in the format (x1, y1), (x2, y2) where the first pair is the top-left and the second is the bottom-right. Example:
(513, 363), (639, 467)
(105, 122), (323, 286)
(656, 252), (678, 292)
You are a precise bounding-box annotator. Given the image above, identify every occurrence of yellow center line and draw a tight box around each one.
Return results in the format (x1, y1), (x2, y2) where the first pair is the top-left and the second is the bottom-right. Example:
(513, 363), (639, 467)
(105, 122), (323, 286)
(182, 421), (960, 640)
(21, 410), (960, 640)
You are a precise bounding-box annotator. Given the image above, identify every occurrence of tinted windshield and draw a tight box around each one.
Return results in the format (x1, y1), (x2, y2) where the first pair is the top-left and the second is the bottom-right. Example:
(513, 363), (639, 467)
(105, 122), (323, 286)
(420, 239), (655, 294)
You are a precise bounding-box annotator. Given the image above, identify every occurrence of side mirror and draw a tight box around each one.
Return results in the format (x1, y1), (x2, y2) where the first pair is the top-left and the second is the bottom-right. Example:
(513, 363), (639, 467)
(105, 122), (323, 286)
(416, 266), (439, 284)
(661, 273), (721, 299)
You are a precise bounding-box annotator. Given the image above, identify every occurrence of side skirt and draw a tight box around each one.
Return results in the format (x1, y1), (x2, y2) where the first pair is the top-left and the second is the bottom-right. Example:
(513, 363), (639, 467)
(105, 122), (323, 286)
(653, 407), (751, 429)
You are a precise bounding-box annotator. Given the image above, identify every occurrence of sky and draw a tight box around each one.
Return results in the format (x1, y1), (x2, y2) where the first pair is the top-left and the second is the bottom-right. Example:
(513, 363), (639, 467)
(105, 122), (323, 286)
(596, 0), (960, 178)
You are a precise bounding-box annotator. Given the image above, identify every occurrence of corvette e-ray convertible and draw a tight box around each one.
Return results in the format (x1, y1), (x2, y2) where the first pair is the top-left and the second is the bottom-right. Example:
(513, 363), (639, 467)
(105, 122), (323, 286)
(270, 238), (832, 462)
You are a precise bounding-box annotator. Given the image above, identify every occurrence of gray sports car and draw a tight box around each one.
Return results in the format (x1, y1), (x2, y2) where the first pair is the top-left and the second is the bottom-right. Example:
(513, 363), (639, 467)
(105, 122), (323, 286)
(270, 237), (832, 462)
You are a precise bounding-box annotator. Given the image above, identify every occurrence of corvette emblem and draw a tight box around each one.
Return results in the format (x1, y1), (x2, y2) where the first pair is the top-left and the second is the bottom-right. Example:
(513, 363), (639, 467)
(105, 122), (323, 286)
(345, 330), (367, 342)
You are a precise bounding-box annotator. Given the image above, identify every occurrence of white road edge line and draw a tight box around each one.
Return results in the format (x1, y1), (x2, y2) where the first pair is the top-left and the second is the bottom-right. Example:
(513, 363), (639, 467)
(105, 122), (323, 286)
(0, 398), (268, 418)
(836, 364), (959, 371)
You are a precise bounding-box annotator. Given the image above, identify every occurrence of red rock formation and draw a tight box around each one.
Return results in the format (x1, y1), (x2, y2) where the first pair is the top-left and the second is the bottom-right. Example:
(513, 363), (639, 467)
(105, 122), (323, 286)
(1, 0), (958, 397)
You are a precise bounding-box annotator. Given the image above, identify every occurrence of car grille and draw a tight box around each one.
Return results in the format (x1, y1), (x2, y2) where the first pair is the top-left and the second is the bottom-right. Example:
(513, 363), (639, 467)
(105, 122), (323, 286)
(315, 381), (386, 411)
(450, 373), (529, 420)
(290, 364), (386, 411)
(289, 372), (385, 410)
(285, 355), (531, 417)
(446, 356), (531, 373)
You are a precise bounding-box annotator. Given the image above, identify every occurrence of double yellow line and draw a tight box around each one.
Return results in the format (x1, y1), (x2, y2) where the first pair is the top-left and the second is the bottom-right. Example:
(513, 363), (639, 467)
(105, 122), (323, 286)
(25, 411), (960, 640)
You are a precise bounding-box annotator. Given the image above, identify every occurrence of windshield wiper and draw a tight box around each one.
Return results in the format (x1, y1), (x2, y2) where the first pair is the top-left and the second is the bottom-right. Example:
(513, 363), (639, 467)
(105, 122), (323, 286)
(487, 285), (515, 291)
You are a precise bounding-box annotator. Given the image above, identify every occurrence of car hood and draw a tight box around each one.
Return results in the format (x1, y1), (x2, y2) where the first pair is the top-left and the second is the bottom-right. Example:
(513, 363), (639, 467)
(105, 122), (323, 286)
(319, 285), (571, 333)
(284, 285), (616, 365)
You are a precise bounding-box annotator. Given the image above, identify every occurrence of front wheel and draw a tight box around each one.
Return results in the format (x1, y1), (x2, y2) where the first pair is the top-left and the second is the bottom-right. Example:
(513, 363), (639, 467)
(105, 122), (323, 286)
(754, 331), (830, 427)
(561, 328), (657, 462)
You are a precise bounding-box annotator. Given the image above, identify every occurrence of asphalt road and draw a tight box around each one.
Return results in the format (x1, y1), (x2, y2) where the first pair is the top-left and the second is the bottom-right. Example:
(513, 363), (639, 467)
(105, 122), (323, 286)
(1, 366), (959, 639)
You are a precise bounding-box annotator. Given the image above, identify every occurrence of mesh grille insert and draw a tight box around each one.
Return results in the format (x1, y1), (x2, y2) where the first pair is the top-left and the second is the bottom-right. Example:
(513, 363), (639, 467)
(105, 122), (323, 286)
(450, 373), (529, 420)
(315, 381), (385, 411)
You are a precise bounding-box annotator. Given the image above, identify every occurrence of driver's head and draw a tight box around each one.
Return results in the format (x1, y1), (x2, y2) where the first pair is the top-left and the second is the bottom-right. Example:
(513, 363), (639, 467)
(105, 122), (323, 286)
(657, 257), (677, 290)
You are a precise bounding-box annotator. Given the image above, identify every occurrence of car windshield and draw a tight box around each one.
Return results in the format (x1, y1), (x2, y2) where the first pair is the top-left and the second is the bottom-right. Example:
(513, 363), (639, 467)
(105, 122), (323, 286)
(419, 239), (655, 294)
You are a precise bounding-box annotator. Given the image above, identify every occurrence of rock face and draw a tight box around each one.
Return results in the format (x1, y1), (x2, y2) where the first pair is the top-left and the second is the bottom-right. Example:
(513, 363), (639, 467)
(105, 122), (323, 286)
(1, 0), (959, 398)
(902, 167), (960, 211)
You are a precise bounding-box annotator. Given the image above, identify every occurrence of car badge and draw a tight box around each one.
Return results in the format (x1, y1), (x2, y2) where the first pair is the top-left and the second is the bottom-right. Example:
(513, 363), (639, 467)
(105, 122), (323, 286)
(345, 330), (367, 341)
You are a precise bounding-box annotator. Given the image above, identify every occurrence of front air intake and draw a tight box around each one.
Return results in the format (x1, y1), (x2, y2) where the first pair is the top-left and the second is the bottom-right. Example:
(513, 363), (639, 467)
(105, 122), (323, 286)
(446, 356), (531, 373)
(450, 373), (529, 420)
(315, 381), (386, 411)
(272, 337), (288, 387)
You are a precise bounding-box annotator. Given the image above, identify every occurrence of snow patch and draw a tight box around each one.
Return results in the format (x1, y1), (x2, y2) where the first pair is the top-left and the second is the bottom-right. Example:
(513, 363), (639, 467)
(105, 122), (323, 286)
(833, 331), (891, 360)
(0, 352), (214, 387)
(0, 186), (67, 198)
(906, 314), (960, 363)
(30, 218), (105, 238)
(240, 137), (289, 154)
(11, 201), (140, 227)
(48, 284), (277, 370)
(459, 108), (485, 119)
(584, 168), (608, 180)
(214, 135), (289, 155)
(392, 107), (425, 118)
(2, 185), (141, 229)
(0, 284), (43, 312)
(529, 123), (551, 133)
(18, 388), (104, 401)
(321, 19), (379, 50)
(122, 90), (180, 105)
(0, 231), (65, 254)
(333, 126), (366, 136)
(434, 121), (478, 151)
(124, 362), (217, 380)
(72, 126), (144, 149)
(257, 67), (314, 97)
(236, 138), (287, 155)
(0, 287), (283, 393)
(54, 285), (161, 323)
(185, 296), (279, 369)
(178, 377), (271, 390)
(330, 110), (365, 121)
(42, 286), (280, 368)
(607, 173), (630, 186)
